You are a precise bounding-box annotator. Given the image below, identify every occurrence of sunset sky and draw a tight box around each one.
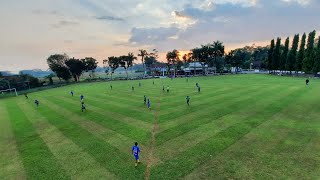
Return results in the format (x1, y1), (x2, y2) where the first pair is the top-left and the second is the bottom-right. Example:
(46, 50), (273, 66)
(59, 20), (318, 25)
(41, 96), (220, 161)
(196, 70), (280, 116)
(0, 0), (319, 72)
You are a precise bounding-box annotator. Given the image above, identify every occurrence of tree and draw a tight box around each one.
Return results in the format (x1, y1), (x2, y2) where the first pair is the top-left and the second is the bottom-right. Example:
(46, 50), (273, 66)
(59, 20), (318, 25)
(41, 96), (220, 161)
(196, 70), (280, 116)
(119, 53), (136, 79)
(138, 49), (148, 76)
(312, 37), (320, 75)
(211, 41), (225, 73)
(280, 37), (289, 72)
(267, 39), (275, 72)
(47, 54), (71, 81)
(296, 33), (306, 72)
(166, 49), (180, 77)
(191, 48), (201, 76)
(225, 49), (246, 73)
(45, 73), (55, 85)
(286, 34), (299, 74)
(55, 66), (72, 81)
(103, 56), (120, 80)
(272, 38), (281, 73)
(302, 30), (316, 73)
(82, 57), (98, 79)
(65, 58), (85, 82)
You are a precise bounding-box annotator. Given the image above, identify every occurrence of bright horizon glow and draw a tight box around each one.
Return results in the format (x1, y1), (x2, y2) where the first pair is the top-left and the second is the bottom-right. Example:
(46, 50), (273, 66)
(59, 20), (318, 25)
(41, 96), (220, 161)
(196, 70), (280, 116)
(0, 0), (319, 72)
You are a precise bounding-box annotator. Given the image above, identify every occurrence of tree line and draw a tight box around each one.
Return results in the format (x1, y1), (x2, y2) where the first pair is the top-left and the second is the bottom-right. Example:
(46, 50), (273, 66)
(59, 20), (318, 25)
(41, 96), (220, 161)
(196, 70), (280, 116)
(47, 54), (98, 81)
(46, 30), (320, 82)
(267, 30), (320, 75)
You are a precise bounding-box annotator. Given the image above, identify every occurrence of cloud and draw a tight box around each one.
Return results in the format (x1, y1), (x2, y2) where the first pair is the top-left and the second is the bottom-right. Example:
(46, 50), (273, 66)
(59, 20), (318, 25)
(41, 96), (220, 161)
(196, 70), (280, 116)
(129, 27), (180, 45)
(51, 20), (79, 28)
(95, 15), (125, 21)
(281, 0), (311, 6)
(172, 11), (190, 18)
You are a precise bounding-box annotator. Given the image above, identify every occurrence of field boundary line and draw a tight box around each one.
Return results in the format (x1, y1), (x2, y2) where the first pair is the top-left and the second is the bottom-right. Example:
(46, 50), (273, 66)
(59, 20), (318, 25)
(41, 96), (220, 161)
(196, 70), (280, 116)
(144, 96), (161, 180)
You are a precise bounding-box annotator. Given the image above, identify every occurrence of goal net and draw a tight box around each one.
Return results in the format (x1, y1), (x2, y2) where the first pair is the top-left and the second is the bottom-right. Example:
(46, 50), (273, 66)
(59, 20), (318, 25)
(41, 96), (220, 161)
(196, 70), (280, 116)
(0, 88), (18, 97)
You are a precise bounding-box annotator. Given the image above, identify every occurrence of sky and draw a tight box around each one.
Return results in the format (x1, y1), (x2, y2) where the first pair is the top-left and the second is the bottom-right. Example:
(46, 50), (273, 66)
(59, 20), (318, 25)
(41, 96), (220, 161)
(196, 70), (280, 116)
(0, 0), (319, 72)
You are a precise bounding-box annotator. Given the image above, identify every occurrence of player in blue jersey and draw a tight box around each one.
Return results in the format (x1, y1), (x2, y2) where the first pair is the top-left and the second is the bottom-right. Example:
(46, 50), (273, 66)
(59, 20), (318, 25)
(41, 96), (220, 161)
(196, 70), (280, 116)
(147, 99), (151, 109)
(34, 100), (39, 107)
(144, 95), (146, 105)
(70, 90), (74, 97)
(81, 102), (86, 112)
(132, 142), (141, 167)
(80, 94), (84, 102)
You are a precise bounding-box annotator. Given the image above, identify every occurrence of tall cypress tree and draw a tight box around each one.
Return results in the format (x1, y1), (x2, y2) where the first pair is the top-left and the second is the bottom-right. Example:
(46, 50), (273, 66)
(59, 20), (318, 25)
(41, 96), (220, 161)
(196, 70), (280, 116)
(313, 37), (320, 75)
(286, 34), (299, 74)
(280, 37), (289, 71)
(296, 33), (306, 72)
(272, 37), (281, 72)
(303, 30), (316, 73)
(267, 39), (275, 72)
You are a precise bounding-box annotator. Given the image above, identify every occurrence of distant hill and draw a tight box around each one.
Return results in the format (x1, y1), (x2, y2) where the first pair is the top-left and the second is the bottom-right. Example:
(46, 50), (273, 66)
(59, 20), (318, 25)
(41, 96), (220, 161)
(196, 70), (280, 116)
(19, 69), (53, 78)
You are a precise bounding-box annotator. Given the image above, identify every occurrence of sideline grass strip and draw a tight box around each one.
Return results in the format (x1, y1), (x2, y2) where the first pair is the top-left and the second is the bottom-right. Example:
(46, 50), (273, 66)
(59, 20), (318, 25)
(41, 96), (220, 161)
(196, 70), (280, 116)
(6, 101), (69, 179)
(0, 102), (26, 179)
(18, 101), (118, 179)
(34, 102), (145, 179)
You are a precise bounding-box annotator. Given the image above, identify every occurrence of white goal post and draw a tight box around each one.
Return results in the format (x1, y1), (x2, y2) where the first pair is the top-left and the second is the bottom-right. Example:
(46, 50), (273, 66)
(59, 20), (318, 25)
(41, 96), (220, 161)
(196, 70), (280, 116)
(0, 88), (18, 96)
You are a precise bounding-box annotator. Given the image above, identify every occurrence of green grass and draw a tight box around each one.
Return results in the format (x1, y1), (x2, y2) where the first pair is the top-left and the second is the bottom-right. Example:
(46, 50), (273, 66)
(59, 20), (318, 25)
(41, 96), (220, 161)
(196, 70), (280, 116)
(0, 74), (320, 179)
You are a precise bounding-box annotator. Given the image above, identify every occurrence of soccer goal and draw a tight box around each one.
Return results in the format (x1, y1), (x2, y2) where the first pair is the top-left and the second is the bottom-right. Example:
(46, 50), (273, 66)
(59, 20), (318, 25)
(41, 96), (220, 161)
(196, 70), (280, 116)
(0, 88), (18, 97)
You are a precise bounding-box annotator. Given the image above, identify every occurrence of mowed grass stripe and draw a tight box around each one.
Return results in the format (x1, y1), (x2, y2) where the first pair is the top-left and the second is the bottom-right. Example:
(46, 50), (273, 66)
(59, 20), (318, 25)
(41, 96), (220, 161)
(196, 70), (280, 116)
(159, 86), (237, 113)
(157, 85), (265, 132)
(5, 101), (69, 179)
(42, 98), (148, 159)
(0, 102), (26, 179)
(61, 94), (152, 129)
(34, 102), (145, 179)
(155, 85), (271, 145)
(87, 95), (154, 124)
(54, 96), (151, 144)
(156, 85), (287, 161)
(17, 101), (117, 179)
(158, 85), (264, 124)
(184, 88), (320, 179)
(150, 87), (305, 179)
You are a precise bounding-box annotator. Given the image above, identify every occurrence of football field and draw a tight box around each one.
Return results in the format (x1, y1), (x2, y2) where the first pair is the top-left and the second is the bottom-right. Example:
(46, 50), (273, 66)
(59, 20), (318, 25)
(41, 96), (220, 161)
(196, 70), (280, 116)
(0, 74), (319, 179)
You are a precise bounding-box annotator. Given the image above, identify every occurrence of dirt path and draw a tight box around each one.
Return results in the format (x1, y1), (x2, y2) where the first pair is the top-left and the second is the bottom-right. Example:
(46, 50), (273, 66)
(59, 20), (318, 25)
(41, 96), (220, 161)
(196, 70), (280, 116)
(144, 97), (161, 180)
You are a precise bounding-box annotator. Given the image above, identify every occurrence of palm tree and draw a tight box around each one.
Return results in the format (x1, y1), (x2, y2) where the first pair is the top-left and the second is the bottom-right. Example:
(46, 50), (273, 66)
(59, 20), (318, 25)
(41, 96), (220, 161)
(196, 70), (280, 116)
(211, 41), (225, 74)
(166, 49), (180, 77)
(124, 52), (137, 79)
(138, 49), (148, 76)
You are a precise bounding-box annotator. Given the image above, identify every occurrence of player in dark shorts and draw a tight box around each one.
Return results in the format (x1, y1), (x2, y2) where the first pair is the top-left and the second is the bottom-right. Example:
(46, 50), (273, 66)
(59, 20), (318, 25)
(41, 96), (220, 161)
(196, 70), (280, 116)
(144, 95), (146, 105)
(198, 86), (201, 93)
(132, 86), (134, 91)
(24, 93), (28, 99)
(81, 102), (86, 112)
(167, 86), (170, 93)
(110, 85), (113, 90)
(196, 83), (199, 87)
(153, 80), (154, 85)
(306, 79), (310, 86)
(34, 100), (39, 107)
(186, 96), (190, 106)
(132, 142), (141, 167)
(162, 86), (165, 93)
(70, 91), (74, 96)
(147, 99), (151, 109)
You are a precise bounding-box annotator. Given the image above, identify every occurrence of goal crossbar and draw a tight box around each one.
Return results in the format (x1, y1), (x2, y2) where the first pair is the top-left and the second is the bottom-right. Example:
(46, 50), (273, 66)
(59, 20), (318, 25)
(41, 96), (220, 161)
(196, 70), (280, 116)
(0, 88), (18, 96)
